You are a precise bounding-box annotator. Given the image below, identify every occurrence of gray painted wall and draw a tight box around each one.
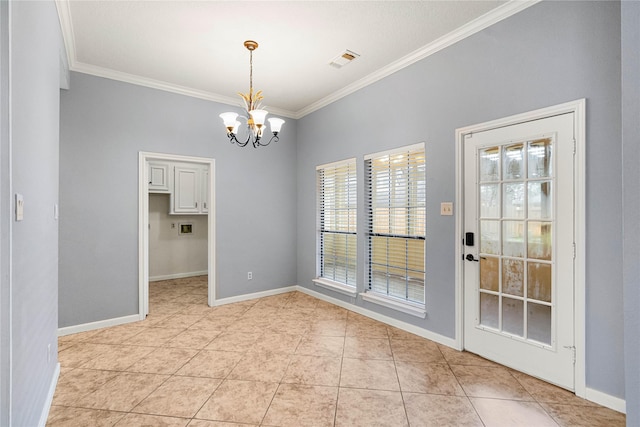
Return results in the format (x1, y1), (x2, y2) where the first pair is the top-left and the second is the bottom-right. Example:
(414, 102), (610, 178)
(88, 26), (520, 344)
(622, 1), (639, 424)
(8, 1), (61, 425)
(296, 1), (625, 398)
(59, 72), (298, 327)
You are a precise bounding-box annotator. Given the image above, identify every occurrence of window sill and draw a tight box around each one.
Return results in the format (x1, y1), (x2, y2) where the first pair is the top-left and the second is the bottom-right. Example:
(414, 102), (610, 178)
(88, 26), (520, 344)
(360, 292), (426, 318)
(313, 278), (357, 297)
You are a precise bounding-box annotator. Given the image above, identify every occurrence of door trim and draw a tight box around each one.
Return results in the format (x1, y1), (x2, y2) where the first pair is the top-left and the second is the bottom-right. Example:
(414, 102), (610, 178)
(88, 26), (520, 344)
(138, 151), (217, 318)
(454, 99), (586, 397)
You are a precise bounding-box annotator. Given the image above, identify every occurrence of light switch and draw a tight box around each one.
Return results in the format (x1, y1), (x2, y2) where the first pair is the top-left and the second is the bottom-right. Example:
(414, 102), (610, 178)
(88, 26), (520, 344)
(440, 202), (453, 216)
(15, 194), (24, 221)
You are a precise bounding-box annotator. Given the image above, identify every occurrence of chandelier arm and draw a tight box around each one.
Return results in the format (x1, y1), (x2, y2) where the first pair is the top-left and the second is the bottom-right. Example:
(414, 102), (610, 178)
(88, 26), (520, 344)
(227, 132), (251, 147)
(237, 131), (252, 147)
(256, 133), (279, 147)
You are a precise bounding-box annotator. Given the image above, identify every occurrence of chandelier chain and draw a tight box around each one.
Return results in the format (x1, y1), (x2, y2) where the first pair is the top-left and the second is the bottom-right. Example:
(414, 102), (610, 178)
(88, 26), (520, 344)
(249, 49), (253, 105)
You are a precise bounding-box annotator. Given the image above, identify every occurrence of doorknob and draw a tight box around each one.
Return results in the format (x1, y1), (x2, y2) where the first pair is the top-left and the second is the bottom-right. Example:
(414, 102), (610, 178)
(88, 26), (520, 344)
(465, 254), (480, 262)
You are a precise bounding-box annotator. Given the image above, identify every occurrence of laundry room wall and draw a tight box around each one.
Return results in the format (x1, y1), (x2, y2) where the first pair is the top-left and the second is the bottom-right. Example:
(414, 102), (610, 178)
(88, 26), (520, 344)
(148, 193), (208, 280)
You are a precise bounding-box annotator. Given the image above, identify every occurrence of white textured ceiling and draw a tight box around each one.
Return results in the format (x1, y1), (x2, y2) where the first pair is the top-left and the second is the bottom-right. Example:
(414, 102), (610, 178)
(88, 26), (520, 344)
(57, 1), (534, 118)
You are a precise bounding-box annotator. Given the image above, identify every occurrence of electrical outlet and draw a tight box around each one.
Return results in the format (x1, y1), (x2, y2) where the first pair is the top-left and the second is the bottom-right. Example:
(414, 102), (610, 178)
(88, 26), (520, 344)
(440, 202), (453, 216)
(247, 272), (253, 280)
(47, 344), (51, 363)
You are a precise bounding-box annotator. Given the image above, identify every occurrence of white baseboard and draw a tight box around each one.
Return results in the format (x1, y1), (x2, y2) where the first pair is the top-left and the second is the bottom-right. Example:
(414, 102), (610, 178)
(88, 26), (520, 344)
(149, 270), (208, 282)
(58, 314), (142, 337)
(38, 362), (60, 427)
(296, 285), (458, 349)
(585, 387), (626, 414)
(213, 286), (298, 306)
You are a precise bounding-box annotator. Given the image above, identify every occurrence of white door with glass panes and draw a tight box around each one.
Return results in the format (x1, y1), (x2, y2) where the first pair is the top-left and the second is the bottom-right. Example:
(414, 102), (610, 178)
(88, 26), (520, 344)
(463, 113), (575, 390)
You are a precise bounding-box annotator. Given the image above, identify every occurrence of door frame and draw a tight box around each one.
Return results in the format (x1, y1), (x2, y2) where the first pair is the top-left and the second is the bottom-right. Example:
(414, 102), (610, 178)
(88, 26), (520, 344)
(138, 151), (217, 318)
(454, 99), (586, 397)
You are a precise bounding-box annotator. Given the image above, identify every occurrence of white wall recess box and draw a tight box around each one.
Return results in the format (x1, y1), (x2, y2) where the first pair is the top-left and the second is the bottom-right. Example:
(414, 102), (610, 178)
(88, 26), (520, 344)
(179, 223), (193, 234)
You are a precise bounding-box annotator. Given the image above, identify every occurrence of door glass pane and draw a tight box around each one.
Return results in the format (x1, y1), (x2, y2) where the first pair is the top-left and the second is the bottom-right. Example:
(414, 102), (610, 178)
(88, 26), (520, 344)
(480, 220), (500, 255)
(503, 221), (525, 257)
(480, 293), (499, 329)
(527, 262), (551, 302)
(504, 183), (525, 218)
(528, 181), (552, 220)
(480, 147), (500, 182)
(502, 258), (524, 297)
(528, 303), (551, 345)
(480, 184), (500, 218)
(480, 256), (499, 292)
(528, 222), (552, 260)
(502, 297), (524, 337)
(503, 143), (524, 180)
(528, 138), (553, 179)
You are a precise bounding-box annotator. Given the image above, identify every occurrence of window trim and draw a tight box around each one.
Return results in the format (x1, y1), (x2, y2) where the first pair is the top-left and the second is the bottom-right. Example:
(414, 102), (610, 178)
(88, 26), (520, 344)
(315, 157), (358, 290)
(313, 278), (358, 297)
(360, 291), (427, 318)
(363, 142), (425, 162)
(364, 143), (426, 310)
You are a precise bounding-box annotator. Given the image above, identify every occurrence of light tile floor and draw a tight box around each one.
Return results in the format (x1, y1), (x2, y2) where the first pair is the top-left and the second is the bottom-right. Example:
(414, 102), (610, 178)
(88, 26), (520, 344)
(49, 276), (626, 427)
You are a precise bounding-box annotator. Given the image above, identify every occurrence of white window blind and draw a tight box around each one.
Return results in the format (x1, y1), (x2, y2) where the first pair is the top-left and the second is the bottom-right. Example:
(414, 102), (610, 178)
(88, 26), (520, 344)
(317, 159), (357, 287)
(365, 144), (426, 304)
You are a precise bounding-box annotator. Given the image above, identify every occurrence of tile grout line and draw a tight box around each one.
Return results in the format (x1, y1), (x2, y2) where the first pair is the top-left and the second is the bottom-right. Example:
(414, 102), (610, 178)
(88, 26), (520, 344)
(389, 328), (412, 426)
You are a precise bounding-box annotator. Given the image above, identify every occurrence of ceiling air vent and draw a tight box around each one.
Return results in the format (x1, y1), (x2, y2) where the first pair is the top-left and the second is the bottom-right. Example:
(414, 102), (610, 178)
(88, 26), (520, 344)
(329, 50), (360, 69)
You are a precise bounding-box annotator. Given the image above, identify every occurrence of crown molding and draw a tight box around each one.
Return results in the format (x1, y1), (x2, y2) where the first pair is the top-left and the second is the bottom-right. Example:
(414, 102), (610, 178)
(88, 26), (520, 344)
(56, 0), (539, 121)
(70, 62), (298, 119)
(55, 1), (75, 69)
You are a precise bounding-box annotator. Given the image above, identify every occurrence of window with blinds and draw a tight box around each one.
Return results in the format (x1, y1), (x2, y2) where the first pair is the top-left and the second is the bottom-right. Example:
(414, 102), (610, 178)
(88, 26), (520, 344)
(317, 158), (357, 288)
(365, 144), (426, 304)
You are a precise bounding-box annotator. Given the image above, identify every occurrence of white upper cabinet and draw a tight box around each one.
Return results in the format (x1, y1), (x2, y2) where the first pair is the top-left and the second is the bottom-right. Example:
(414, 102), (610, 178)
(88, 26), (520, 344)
(172, 163), (209, 215)
(148, 162), (170, 193)
(173, 165), (199, 213)
(147, 160), (209, 215)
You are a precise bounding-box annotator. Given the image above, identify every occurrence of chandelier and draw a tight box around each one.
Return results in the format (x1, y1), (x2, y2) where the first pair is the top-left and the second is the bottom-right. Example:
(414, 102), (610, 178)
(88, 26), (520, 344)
(219, 40), (285, 148)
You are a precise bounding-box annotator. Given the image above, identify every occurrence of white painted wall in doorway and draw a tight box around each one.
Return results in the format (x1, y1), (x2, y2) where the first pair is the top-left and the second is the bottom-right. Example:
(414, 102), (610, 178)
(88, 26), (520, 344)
(148, 193), (208, 280)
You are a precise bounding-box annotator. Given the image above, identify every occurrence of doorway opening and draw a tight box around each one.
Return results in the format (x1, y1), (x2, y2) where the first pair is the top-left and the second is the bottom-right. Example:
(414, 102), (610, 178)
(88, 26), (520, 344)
(138, 152), (216, 318)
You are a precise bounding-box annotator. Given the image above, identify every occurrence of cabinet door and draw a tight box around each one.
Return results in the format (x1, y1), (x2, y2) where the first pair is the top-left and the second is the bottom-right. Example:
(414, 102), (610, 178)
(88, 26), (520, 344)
(148, 162), (170, 192)
(201, 167), (209, 213)
(173, 166), (200, 213)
